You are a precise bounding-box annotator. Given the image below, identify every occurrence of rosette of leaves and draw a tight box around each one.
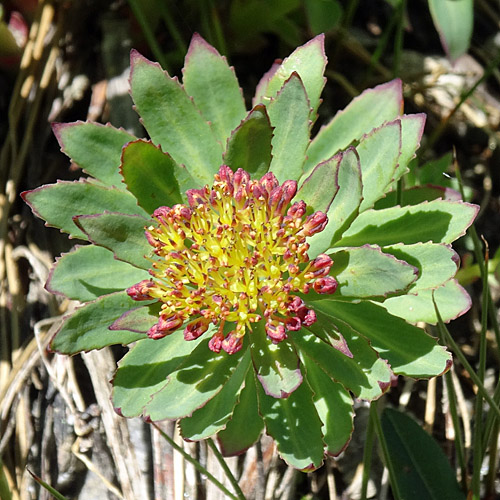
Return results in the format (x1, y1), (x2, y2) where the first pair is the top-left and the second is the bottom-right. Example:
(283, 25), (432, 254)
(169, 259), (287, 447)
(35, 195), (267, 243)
(23, 34), (478, 471)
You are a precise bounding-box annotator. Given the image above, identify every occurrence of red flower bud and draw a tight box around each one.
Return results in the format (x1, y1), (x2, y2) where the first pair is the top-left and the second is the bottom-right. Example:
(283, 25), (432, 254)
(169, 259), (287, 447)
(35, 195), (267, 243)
(313, 276), (338, 294)
(302, 211), (328, 236)
(127, 280), (155, 301)
(221, 332), (243, 354)
(184, 318), (210, 341)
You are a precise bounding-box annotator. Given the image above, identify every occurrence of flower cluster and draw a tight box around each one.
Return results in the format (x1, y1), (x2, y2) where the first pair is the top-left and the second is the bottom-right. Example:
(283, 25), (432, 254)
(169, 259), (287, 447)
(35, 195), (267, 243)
(127, 165), (338, 354)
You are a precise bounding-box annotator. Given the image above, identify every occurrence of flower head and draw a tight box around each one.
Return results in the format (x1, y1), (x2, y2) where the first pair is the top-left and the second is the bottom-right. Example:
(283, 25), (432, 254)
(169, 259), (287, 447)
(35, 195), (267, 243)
(127, 165), (337, 353)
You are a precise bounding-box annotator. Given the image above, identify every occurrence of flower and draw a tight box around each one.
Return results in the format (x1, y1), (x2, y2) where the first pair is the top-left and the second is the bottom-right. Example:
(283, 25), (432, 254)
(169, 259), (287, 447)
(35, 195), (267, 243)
(23, 33), (478, 471)
(127, 165), (337, 353)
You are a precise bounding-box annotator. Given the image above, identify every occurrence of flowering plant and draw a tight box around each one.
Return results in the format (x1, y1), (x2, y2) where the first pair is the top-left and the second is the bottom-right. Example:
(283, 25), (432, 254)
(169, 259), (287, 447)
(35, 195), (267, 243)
(23, 34), (477, 470)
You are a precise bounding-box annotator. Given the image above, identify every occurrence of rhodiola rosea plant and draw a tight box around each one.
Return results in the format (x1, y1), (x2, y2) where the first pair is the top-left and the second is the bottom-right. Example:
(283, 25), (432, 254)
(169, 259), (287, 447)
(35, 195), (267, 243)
(23, 34), (477, 471)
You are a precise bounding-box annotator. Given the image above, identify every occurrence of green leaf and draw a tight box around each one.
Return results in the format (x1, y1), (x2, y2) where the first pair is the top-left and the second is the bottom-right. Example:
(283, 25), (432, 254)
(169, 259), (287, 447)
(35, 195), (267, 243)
(113, 333), (205, 417)
(179, 349), (250, 440)
(307, 147), (362, 257)
(256, 34), (326, 117)
(129, 50), (223, 185)
(144, 340), (247, 421)
(382, 279), (471, 324)
(257, 375), (325, 471)
(296, 151), (340, 215)
(120, 139), (183, 214)
(304, 79), (402, 175)
(50, 291), (148, 354)
(428, 0), (473, 61)
(217, 369), (264, 456)
(381, 407), (466, 500)
(75, 212), (152, 269)
(301, 352), (353, 456)
(22, 180), (148, 240)
(292, 324), (391, 400)
(47, 245), (148, 302)
(382, 243), (459, 292)
(357, 120), (401, 211)
(250, 322), (302, 398)
(267, 73), (310, 183)
(328, 246), (418, 298)
(53, 121), (136, 188)
(335, 200), (479, 248)
(182, 33), (246, 145)
(223, 105), (273, 178)
(313, 300), (451, 377)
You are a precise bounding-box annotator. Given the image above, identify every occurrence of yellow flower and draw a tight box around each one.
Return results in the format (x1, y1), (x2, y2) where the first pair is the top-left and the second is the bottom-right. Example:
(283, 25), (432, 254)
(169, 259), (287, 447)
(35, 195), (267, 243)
(127, 165), (337, 353)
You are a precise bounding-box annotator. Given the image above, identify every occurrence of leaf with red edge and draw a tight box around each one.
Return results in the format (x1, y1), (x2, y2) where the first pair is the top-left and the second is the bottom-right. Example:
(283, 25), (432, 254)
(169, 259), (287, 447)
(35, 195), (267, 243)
(50, 291), (149, 354)
(250, 322), (302, 399)
(257, 374), (325, 471)
(47, 245), (148, 302)
(22, 180), (148, 240)
(301, 352), (354, 456)
(182, 33), (246, 145)
(292, 321), (392, 401)
(110, 302), (161, 333)
(53, 121), (135, 187)
(306, 147), (362, 257)
(217, 369), (264, 456)
(304, 79), (403, 175)
(112, 332), (206, 417)
(267, 72), (311, 183)
(74, 212), (152, 269)
(129, 50), (223, 185)
(143, 340), (247, 421)
(258, 34), (326, 118)
(120, 139), (183, 214)
(179, 349), (251, 440)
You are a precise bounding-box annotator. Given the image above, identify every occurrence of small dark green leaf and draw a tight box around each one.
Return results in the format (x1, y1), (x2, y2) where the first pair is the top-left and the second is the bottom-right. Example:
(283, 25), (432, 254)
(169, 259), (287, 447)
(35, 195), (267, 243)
(381, 407), (466, 500)
(22, 180), (148, 240)
(224, 105), (273, 178)
(110, 302), (161, 333)
(50, 292), (148, 354)
(120, 140), (183, 214)
(182, 33), (246, 145)
(129, 50), (223, 185)
(258, 375), (325, 471)
(47, 245), (148, 302)
(74, 212), (152, 269)
(217, 369), (264, 456)
(53, 121), (135, 187)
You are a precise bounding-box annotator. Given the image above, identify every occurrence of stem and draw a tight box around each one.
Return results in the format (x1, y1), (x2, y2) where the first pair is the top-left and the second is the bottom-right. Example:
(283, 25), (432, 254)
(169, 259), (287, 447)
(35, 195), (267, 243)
(361, 405), (376, 500)
(370, 401), (403, 500)
(207, 438), (246, 500)
(471, 238), (489, 499)
(152, 423), (240, 500)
